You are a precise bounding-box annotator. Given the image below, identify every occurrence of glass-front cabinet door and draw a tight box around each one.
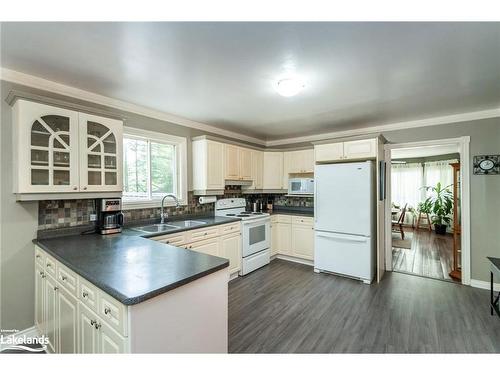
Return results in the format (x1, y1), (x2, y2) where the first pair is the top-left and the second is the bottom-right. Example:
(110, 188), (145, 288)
(78, 113), (123, 192)
(15, 101), (79, 193)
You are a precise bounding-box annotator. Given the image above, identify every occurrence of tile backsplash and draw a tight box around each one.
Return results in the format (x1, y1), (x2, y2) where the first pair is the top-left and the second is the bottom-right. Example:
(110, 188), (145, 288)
(37, 187), (313, 230)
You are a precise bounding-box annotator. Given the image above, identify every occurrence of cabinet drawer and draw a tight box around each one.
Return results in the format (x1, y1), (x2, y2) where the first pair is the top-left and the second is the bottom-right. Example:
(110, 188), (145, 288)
(44, 254), (57, 278)
(153, 232), (187, 246)
(187, 226), (219, 242)
(99, 292), (128, 336)
(57, 263), (78, 296)
(292, 216), (314, 226)
(78, 277), (99, 312)
(219, 222), (240, 235)
(276, 215), (292, 224)
(35, 246), (45, 266)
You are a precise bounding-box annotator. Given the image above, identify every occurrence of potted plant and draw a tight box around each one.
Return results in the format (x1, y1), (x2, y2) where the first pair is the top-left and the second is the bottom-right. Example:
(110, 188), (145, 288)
(421, 182), (453, 235)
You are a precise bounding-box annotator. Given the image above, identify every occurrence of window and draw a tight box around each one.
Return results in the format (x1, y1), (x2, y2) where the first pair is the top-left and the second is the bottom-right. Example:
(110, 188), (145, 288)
(122, 127), (187, 208)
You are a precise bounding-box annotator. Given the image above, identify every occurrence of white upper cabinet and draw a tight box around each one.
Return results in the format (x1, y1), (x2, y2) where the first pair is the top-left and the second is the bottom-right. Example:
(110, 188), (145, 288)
(79, 113), (123, 192)
(249, 150), (264, 189)
(224, 144), (253, 181)
(285, 150), (315, 174)
(315, 138), (377, 163)
(263, 152), (284, 189)
(13, 100), (123, 194)
(192, 139), (225, 192)
(13, 100), (80, 193)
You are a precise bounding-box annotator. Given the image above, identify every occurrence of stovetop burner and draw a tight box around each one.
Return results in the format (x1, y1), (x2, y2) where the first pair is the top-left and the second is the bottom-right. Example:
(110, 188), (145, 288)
(240, 211), (252, 214)
(226, 213), (236, 216)
(251, 212), (265, 215)
(236, 214), (250, 217)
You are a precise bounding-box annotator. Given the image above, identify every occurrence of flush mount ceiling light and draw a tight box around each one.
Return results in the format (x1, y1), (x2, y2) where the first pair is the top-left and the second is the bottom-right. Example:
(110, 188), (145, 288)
(275, 77), (305, 97)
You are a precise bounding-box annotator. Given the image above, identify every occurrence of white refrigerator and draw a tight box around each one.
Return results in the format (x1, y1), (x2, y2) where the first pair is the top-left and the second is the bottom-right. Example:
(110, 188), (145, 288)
(314, 161), (375, 283)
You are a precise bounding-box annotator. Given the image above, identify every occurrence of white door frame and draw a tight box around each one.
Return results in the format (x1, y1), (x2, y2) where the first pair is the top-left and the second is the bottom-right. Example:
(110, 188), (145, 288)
(384, 136), (471, 285)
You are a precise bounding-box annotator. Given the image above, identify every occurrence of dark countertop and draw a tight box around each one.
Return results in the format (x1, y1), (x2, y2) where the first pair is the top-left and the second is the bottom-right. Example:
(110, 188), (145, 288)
(34, 216), (240, 305)
(488, 257), (500, 271)
(268, 207), (314, 217)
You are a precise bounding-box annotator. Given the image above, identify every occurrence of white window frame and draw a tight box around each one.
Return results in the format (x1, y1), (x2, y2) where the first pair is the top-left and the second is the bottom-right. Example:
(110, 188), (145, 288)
(122, 126), (187, 210)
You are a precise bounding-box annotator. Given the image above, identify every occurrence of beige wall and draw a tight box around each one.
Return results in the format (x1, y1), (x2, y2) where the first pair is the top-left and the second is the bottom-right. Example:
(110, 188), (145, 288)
(1, 78), (499, 332)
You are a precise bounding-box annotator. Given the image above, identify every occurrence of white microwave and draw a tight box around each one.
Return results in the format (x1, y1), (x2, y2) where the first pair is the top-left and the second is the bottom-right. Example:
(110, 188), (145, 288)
(288, 178), (314, 195)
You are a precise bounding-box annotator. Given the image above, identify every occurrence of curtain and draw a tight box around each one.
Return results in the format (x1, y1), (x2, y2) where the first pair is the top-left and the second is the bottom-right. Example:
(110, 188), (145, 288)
(391, 163), (423, 210)
(423, 160), (457, 196)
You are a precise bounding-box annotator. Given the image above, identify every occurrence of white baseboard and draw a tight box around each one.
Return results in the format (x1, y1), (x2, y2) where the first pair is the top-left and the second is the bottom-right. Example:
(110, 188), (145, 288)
(275, 254), (314, 267)
(0, 325), (40, 352)
(470, 279), (500, 292)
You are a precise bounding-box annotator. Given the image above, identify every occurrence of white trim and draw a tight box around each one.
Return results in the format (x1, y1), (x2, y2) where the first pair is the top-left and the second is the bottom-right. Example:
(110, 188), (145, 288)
(2, 68), (500, 148)
(0, 67), (266, 146)
(122, 126), (188, 210)
(275, 254), (314, 267)
(384, 137), (471, 285)
(471, 279), (500, 292)
(267, 109), (500, 146)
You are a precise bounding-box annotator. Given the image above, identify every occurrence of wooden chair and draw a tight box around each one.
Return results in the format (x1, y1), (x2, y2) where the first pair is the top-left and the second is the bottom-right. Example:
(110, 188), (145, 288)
(392, 204), (407, 240)
(415, 211), (432, 232)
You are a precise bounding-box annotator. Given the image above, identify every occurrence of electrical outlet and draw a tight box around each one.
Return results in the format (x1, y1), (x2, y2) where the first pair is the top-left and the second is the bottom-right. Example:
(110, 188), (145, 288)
(89, 214), (97, 222)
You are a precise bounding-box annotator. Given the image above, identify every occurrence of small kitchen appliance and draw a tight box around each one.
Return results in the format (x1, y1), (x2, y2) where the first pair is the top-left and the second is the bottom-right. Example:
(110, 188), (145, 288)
(215, 198), (271, 275)
(96, 198), (124, 235)
(288, 177), (314, 195)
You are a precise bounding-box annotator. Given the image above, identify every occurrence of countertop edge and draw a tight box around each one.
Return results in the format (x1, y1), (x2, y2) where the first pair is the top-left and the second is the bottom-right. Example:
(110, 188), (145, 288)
(33, 238), (230, 306)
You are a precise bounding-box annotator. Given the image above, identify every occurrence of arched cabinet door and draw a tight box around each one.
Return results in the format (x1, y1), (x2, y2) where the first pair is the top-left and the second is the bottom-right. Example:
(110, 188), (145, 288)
(78, 113), (123, 192)
(14, 101), (79, 193)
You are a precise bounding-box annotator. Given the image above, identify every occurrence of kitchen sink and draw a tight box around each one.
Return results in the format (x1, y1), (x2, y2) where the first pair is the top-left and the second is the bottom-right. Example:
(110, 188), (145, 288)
(132, 224), (181, 233)
(174, 220), (207, 227)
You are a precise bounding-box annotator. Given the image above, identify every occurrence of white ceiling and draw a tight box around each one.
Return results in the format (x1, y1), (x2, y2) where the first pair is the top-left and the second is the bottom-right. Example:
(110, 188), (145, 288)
(392, 144), (459, 159)
(1, 22), (500, 141)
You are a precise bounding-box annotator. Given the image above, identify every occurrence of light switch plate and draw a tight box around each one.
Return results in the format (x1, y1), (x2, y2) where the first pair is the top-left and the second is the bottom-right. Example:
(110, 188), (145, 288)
(89, 214), (97, 221)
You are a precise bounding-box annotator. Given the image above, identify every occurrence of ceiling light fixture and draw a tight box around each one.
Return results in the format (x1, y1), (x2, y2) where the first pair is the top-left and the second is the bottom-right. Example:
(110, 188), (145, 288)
(275, 77), (305, 97)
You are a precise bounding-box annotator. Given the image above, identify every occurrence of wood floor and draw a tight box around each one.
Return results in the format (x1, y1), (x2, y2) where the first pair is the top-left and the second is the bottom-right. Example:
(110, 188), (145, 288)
(392, 228), (455, 282)
(228, 259), (500, 353)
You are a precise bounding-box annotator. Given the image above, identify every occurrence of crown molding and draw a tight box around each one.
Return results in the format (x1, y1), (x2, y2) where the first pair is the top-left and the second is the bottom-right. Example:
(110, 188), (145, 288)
(0, 67), (267, 146)
(266, 107), (500, 146)
(2, 67), (499, 148)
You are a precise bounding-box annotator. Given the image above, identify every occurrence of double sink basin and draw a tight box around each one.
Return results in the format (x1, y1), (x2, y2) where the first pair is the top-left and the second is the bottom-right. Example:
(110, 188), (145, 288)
(131, 220), (208, 234)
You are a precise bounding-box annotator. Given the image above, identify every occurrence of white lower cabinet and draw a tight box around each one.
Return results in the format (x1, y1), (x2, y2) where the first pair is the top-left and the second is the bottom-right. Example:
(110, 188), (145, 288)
(151, 222), (242, 276)
(57, 286), (78, 353)
(78, 303), (126, 354)
(219, 233), (242, 274)
(271, 215), (314, 261)
(44, 275), (58, 353)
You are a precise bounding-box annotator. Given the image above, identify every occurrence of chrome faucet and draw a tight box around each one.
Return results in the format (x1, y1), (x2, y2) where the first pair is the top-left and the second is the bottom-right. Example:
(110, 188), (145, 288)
(160, 194), (180, 224)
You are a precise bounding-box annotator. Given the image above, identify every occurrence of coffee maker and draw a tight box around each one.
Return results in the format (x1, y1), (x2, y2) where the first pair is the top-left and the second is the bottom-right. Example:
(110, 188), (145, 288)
(96, 198), (124, 234)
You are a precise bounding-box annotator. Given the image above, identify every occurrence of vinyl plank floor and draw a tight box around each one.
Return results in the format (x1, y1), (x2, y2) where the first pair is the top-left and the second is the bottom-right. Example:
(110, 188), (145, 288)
(392, 229), (455, 282)
(228, 259), (500, 353)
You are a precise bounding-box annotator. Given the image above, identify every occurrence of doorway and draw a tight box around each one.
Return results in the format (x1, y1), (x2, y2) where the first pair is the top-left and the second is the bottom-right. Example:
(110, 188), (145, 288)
(384, 137), (471, 285)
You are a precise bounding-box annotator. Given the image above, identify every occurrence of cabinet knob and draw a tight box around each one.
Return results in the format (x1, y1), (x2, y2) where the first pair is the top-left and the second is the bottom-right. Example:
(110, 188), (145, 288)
(36, 255), (41, 259)
(46, 263), (51, 267)
(95, 323), (101, 330)
(90, 320), (96, 326)
(82, 291), (88, 298)
(73, 186), (78, 191)
(83, 186), (87, 190)
(54, 286), (59, 291)
(204, 232), (208, 235)
(104, 307), (111, 315)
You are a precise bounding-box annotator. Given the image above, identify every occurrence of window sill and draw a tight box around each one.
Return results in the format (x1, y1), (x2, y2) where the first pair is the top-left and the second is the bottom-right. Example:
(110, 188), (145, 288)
(122, 199), (187, 211)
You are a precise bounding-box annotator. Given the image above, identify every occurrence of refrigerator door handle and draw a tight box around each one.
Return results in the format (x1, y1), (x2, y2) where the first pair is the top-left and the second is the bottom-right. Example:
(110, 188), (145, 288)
(316, 232), (368, 243)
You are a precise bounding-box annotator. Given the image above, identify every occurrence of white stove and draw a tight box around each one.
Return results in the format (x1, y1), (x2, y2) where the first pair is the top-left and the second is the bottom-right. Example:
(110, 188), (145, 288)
(214, 198), (270, 221)
(215, 198), (271, 275)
